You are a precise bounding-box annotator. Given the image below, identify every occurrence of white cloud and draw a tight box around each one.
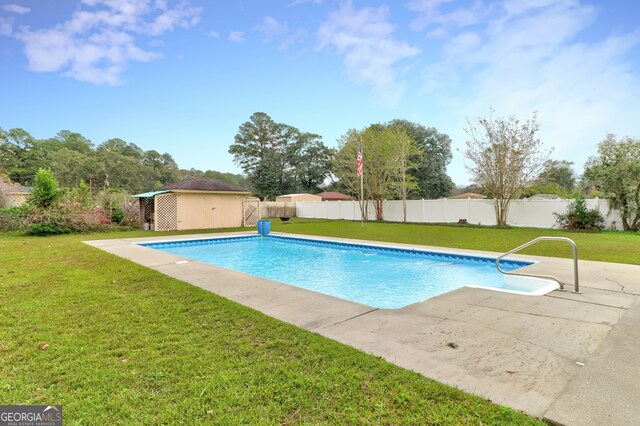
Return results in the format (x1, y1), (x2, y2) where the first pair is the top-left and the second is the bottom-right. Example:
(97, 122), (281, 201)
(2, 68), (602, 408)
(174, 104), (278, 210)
(407, 0), (485, 34)
(409, 0), (640, 182)
(253, 16), (306, 52)
(317, 1), (420, 106)
(0, 17), (13, 36)
(2, 4), (30, 15)
(207, 30), (220, 39)
(288, 0), (323, 6)
(13, 0), (202, 85)
(254, 16), (287, 43)
(228, 30), (245, 43)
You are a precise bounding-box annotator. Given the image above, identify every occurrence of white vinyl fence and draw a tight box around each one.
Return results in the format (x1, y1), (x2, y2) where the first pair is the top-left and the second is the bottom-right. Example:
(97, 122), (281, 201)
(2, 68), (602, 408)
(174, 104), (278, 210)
(295, 198), (622, 230)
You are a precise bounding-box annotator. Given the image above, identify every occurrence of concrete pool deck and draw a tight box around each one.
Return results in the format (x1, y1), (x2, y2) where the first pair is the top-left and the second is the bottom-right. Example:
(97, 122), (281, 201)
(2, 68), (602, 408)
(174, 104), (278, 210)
(85, 232), (640, 425)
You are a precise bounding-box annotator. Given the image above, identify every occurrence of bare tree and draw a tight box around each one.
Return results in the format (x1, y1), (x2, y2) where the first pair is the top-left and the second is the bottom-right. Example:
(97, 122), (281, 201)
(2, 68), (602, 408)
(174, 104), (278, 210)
(388, 125), (417, 222)
(332, 126), (414, 221)
(464, 111), (550, 226)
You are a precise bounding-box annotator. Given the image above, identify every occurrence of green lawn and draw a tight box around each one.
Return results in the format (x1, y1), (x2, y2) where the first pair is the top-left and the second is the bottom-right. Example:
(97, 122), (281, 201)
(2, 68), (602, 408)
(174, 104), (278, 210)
(270, 218), (640, 265)
(0, 227), (546, 425)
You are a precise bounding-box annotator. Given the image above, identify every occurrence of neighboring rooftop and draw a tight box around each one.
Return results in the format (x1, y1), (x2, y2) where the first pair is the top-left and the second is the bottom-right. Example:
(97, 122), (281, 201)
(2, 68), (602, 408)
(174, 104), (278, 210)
(0, 179), (32, 193)
(275, 193), (322, 202)
(161, 177), (249, 193)
(316, 191), (353, 201)
(448, 192), (486, 199)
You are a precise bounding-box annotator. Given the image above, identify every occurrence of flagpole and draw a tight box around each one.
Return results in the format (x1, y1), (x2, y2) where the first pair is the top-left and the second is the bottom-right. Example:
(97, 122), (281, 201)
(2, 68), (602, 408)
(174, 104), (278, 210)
(360, 136), (364, 227)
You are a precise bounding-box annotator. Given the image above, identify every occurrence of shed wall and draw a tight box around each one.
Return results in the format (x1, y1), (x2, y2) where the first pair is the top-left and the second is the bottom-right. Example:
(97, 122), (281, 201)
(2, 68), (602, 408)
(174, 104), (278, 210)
(175, 193), (244, 230)
(275, 194), (322, 202)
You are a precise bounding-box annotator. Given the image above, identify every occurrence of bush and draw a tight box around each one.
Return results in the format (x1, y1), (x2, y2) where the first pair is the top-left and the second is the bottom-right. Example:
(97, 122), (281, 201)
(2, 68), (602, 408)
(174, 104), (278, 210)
(29, 221), (72, 236)
(28, 168), (64, 208)
(97, 189), (139, 226)
(24, 202), (108, 236)
(554, 197), (605, 231)
(0, 205), (30, 232)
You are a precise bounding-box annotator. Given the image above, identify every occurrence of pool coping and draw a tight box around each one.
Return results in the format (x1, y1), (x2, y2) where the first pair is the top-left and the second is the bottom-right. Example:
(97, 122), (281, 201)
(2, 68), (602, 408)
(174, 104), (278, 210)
(84, 231), (640, 424)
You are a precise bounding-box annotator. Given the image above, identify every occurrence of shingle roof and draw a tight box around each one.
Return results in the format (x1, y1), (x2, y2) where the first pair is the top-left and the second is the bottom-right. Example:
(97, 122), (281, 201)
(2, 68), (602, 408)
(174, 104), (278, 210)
(316, 191), (353, 200)
(448, 192), (486, 199)
(161, 177), (249, 192)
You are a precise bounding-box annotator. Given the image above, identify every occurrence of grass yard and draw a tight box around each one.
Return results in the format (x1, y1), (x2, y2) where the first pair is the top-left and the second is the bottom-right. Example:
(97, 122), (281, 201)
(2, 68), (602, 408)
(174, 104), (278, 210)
(0, 228), (544, 425)
(4, 220), (636, 425)
(270, 218), (640, 265)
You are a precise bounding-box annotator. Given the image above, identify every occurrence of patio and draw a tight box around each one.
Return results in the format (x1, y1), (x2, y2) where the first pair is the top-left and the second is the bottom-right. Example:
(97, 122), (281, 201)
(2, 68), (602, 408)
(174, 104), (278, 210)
(86, 232), (640, 424)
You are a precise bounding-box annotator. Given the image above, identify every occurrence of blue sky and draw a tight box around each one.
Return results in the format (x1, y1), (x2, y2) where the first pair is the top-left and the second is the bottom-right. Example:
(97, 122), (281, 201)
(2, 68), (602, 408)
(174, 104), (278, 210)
(1, 0), (639, 185)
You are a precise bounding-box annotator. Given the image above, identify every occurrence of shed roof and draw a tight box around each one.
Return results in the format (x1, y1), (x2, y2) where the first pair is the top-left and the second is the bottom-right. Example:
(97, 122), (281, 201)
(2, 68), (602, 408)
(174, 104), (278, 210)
(160, 177), (250, 193)
(316, 191), (353, 200)
(132, 190), (171, 198)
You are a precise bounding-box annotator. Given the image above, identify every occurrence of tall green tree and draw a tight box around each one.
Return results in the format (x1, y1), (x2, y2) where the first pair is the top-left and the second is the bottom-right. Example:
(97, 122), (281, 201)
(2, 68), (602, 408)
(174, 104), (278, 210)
(142, 150), (179, 187)
(229, 112), (332, 199)
(537, 160), (576, 192)
(464, 111), (549, 226)
(0, 128), (44, 185)
(229, 112), (288, 199)
(388, 120), (454, 199)
(96, 139), (146, 192)
(49, 148), (101, 188)
(584, 134), (640, 231)
(38, 130), (94, 154)
(287, 132), (334, 193)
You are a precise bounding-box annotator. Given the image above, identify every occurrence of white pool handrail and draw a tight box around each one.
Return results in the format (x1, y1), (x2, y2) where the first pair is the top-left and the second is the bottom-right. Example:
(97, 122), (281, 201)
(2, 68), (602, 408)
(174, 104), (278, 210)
(496, 236), (580, 294)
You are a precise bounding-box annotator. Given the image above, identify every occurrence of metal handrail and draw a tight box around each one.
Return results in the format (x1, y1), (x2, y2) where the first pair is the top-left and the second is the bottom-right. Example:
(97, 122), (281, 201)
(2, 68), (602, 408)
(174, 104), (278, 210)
(496, 237), (580, 293)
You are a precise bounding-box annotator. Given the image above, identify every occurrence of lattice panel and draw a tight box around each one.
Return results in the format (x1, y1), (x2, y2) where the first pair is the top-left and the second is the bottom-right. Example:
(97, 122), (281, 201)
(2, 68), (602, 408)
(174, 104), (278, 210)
(243, 197), (260, 227)
(143, 197), (154, 222)
(155, 193), (178, 231)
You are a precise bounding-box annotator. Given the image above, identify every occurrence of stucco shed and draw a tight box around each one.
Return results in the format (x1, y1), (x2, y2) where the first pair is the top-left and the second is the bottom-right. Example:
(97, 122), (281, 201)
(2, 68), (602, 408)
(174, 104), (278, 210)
(133, 177), (256, 231)
(275, 193), (322, 202)
(0, 180), (32, 207)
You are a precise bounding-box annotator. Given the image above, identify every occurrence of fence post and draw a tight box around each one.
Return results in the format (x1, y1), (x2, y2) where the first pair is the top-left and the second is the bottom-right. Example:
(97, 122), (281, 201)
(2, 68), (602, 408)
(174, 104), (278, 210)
(443, 198), (447, 222)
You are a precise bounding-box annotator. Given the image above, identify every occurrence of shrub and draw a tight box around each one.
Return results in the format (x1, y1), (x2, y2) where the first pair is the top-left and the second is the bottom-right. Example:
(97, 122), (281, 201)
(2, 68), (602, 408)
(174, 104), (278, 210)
(97, 189), (139, 226)
(0, 205), (30, 232)
(554, 197), (605, 231)
(29, 221), (72, 236)
(23, 201), (108, 236)
(28, 169), (64, 208)
(68, 179), (94, 207)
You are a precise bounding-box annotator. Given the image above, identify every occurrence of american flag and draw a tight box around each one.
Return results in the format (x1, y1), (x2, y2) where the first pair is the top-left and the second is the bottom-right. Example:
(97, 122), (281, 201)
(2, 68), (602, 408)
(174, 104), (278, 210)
(357, 142), (363, 177)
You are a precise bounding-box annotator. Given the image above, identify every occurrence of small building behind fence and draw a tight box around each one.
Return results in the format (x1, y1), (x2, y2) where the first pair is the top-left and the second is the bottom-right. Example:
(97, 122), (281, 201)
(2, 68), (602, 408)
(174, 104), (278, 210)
(0, 179), (32, 207)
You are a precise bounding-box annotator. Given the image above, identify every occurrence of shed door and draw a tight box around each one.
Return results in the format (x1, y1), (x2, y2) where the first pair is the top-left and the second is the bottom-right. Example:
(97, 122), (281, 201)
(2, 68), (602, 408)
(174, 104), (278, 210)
(176, 194), (215, 230)
(212, 195), (243, 228)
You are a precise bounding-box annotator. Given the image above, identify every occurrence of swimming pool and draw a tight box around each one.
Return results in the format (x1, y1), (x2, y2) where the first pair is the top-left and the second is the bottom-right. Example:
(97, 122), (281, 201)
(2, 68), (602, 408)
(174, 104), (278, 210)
(142, 235), (557, 309)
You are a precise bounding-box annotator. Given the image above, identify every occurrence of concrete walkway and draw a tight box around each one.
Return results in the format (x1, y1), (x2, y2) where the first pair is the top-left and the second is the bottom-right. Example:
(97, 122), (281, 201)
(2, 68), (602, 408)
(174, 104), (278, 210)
(85, 232), (640, 424)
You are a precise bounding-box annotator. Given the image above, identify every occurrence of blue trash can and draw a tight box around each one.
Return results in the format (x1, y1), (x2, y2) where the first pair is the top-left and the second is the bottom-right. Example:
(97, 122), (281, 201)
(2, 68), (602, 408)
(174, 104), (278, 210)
(257, 220), (271, 235)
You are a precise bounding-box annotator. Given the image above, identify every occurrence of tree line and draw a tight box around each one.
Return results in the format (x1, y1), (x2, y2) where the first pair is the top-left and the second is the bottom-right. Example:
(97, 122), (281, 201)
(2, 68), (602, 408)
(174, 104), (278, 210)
(2, 109), (638, 230)
(0, 128), (246, 194)
(228, 113), (455, 216)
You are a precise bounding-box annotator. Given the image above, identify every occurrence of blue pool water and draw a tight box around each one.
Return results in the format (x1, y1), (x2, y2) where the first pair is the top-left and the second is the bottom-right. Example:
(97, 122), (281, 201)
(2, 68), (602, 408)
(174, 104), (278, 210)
(142, 235), (534, 309)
